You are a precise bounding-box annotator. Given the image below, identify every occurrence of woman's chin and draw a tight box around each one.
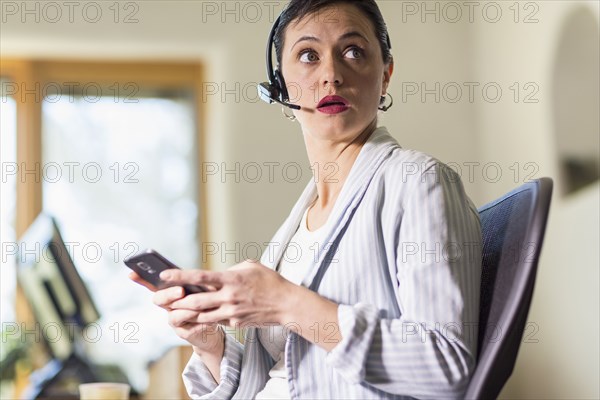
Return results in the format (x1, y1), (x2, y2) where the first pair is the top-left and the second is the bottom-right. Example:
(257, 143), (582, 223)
(301, 113), (376, 139)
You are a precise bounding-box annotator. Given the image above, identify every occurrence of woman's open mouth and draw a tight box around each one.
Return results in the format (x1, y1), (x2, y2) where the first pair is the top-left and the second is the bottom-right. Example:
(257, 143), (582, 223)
(317, 95), (350, 115)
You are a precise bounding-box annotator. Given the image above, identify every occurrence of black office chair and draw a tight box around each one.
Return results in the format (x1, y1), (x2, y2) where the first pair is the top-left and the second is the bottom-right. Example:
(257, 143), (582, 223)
(465, 178), (553, 399)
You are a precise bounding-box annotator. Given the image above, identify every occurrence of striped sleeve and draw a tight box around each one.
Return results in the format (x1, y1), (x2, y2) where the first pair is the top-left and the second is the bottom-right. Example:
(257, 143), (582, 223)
(182, 333), (244, 399)
(325, 161), (482, 399)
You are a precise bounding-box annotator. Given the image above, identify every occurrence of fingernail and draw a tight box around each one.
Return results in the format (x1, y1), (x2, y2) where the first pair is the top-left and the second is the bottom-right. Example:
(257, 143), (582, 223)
(160, 271), (171, 280)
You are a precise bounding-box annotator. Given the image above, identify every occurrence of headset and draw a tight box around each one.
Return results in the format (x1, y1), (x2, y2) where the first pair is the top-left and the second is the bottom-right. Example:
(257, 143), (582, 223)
(257, 13), (393, 112)
(258, 15), (301, 110)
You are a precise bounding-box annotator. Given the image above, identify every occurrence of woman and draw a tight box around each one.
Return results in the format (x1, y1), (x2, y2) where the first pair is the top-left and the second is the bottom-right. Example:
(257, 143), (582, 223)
(132, 0), (482, 398)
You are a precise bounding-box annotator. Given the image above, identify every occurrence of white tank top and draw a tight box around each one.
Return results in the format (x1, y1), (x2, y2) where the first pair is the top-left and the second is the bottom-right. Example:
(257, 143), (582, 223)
(255, 206), (329, 399)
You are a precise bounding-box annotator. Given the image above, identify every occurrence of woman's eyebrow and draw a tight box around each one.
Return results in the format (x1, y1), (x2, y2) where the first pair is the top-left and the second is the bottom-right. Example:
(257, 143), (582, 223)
(291, 35), (318, 51)
(339, 31), (370, 43)
(290, 31), (370, 52)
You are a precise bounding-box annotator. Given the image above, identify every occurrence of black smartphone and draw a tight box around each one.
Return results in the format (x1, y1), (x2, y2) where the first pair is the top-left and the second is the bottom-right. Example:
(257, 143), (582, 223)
(124, 249), (207, 295)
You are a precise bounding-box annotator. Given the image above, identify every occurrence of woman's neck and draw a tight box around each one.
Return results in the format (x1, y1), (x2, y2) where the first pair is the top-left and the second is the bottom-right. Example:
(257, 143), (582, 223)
(304, 120), (378, 210)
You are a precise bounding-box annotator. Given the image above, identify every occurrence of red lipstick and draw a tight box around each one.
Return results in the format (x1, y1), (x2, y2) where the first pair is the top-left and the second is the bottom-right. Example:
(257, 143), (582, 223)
(317, 95), (349, 115)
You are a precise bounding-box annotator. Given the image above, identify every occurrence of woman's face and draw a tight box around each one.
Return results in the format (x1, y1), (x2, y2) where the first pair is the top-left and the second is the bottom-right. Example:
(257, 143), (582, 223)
(280, 3), (393, 142)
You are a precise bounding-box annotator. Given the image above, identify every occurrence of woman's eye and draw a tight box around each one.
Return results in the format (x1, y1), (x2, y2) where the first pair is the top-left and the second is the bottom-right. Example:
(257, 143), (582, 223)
(299, 50), (319, 63)
(344, 47), (363, 59)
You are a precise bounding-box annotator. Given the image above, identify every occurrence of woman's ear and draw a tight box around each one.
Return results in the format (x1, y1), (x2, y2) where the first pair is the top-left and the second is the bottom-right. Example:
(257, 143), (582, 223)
(382, 57), (394, 94)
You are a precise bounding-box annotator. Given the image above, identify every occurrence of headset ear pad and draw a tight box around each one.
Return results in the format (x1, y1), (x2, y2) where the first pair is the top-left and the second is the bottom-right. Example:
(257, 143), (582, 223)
(274, 69), (290, 103)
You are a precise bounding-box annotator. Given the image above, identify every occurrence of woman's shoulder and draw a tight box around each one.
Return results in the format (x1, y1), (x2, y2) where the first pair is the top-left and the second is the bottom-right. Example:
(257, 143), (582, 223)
(379, 146), (461, 186)
(372, 146), (478, 226)
(371, 127), (451, 177)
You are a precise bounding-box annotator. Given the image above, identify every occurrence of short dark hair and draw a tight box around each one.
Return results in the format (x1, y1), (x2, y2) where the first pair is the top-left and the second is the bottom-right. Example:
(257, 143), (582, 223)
(274, 0), (392, 67)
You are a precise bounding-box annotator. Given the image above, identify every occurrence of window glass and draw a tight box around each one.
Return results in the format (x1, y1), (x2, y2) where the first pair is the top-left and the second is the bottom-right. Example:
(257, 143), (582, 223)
(42, 89), (198, 389)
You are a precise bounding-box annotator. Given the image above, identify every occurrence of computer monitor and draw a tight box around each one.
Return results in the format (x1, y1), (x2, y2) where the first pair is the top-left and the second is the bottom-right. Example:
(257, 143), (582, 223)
(15, 214), (134, 399)
(16, 213), (100, 361)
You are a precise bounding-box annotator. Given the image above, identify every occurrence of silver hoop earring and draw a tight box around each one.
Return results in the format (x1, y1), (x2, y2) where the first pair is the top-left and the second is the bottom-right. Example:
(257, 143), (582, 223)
(379, 93), (394, 112)
(282, 106), (297, 122)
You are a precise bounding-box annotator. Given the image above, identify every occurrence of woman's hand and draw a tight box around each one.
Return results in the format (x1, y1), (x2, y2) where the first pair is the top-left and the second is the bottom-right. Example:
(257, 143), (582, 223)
(128, 272), (224, 356)
(159, 260), (296, 329)
(132, 259), (341, 353)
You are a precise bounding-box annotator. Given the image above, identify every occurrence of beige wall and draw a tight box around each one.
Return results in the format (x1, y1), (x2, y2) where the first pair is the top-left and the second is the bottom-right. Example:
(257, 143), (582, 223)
(1, 1), (598, 397)
(469, 1), (600, 398)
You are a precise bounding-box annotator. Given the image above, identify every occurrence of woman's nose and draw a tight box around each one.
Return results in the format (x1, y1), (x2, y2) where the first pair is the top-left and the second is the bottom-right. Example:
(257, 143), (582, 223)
(321, 56), (344, 88)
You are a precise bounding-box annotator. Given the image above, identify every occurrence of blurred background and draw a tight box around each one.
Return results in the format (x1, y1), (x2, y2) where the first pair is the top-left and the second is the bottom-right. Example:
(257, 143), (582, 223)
(0, 0), (598, 399)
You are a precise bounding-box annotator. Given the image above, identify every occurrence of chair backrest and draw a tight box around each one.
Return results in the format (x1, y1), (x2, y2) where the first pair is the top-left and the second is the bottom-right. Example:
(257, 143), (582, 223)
(465, 178), (553, 399)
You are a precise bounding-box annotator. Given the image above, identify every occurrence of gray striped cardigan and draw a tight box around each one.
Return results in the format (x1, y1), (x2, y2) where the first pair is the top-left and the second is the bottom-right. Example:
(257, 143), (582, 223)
(182, 126), (482, 399)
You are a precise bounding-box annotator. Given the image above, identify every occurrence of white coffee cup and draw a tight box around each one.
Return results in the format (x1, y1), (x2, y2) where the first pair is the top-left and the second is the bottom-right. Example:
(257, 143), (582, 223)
(79, 382), (130, 400)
